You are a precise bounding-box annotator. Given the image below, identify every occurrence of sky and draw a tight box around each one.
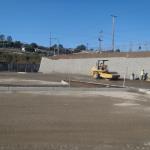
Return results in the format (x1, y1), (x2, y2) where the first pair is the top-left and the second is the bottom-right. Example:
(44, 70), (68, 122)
(0, 0), (150, 50)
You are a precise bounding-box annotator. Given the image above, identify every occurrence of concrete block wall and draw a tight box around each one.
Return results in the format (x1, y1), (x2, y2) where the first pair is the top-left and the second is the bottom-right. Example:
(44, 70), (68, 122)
(39, 57), (150, 78)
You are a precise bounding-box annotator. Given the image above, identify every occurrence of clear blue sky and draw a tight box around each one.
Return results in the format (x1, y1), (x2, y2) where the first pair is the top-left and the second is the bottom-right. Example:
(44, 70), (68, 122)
(1, 0), (150, 50)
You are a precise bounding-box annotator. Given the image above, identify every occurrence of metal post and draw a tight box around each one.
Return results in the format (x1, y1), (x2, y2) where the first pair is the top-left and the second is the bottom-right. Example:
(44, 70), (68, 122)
(49, 32), (51, 56)
(57, 39), (60, 55)
(123, 53), (129, 87)
(111, 15), (117, 52)
(86, 43), (88, 51)
(98, 31), (103, 52)
(98, 38), (102, 52)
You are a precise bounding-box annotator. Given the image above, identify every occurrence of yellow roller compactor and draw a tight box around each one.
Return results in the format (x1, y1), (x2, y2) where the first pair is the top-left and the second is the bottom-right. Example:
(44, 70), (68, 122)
(91, 60), (120, 80)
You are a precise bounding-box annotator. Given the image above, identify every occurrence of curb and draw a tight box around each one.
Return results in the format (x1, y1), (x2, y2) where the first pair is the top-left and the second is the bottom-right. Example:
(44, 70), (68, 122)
(0, 86), (128, 92)
(69, 80), (125, 88)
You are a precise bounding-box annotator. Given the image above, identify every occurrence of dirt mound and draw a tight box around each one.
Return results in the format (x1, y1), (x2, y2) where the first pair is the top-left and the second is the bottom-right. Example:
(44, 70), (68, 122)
(50, 51), (150, 59)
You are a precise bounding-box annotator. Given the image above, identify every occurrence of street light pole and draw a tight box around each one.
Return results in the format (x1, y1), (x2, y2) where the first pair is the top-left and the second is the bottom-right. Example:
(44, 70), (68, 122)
(53, 38), (60, 55)
(57, 39), (60, 55)
(86, 43), (89, 51)
(98, 30), (103, 52)
(50, 32), (52, 49)
(111, 15), (117, 52)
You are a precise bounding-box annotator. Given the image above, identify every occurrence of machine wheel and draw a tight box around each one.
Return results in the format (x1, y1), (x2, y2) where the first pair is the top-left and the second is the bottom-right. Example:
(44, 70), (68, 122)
(93, 72), (99, 79)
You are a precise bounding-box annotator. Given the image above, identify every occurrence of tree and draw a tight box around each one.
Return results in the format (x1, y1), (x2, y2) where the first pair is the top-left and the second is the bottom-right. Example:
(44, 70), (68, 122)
(38, 45), (49, 50)
(58, 44), (65, 54)
(65, 48), (72, 54)
(74, 44), (86, 53)
(7, 36), (13, 42)
(0, 34), (5, 41)
(30, 43), (38, 48)
(115, 49), (120, 52)
(51, 44), (58, 49)
(25, 45), (35, 52)
(138, 46), (142, 50)
(7, 42), (14, 48)
(58, 44), (64, 49)
(14, 41), (22, 48)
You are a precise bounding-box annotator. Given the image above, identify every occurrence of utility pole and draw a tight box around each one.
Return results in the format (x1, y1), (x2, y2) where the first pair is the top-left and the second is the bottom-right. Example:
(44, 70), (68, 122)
(53, 38), (60, 55)
(57, 39), (60, 55)
(49, 33), (58, 56)
(129, 42), (133, 52)
(98, 30), (103, 52)
(50, 32), (52, 50)
(49, 32), (53, 56)
(111, 15), (117, 52)
(86, 43), (89, 51)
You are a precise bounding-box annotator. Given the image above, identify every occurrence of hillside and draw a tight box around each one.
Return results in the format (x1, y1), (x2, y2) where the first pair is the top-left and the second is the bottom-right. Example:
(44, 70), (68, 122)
(0, 51), (41, 64)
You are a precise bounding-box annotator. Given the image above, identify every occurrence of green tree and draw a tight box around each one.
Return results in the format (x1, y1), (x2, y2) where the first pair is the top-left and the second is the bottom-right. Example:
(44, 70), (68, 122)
(14, 41), (22, 48)
(115, 49), (120, 52)
(51, 44), (58, 49)
(58, 44), (64, 49)
(0, 34), (5, 41)
(7, 36), (13, 42)
(30, 43), (38, 48)
(25, 45), (35, 52)
(74, 44), (86, 53)
(58, 44), (65, 54)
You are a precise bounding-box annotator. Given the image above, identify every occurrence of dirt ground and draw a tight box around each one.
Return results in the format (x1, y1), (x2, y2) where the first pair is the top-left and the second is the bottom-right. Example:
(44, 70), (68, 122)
(0, 72), (149, 89)
(0, 72), (150, 150)
(0, 90), (150, 150)
(50, 51), (150, 60)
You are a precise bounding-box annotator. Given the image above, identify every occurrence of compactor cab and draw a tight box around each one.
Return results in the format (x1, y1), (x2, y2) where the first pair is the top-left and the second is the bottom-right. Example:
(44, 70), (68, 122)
(96, 60), (108, 71)
(91, 59), (120, 80)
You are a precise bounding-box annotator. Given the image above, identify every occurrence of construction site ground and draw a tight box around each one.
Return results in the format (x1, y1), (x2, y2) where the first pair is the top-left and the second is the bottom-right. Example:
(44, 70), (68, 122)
(0, 72), (149, 89)
(0, 72), (150, 150)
